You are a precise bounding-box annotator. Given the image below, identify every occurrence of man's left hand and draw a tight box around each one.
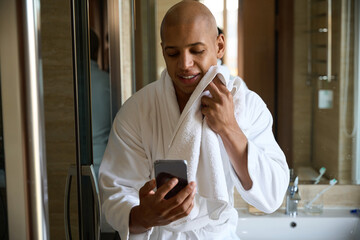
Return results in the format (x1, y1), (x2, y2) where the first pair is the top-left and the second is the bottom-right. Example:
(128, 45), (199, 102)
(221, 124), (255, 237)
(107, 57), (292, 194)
(201, 76), (238, 135)
(201, 76), (252, 190)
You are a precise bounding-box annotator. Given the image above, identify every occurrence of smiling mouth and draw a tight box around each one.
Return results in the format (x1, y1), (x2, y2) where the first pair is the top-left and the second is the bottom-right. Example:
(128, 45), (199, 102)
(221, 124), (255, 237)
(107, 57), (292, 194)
(178, 74), (200, 84)
(182, 75), (196, 79)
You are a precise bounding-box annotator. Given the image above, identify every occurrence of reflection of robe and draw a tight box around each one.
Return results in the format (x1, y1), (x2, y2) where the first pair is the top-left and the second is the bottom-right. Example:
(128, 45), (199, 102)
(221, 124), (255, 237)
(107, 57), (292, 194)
(99, 66), (289, 240)
(90, 60), (111, 178)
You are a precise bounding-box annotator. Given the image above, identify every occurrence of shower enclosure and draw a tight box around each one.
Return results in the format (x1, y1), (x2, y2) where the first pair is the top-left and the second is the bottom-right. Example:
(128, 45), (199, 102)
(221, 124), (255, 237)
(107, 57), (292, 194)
(293, 0), (360, 184)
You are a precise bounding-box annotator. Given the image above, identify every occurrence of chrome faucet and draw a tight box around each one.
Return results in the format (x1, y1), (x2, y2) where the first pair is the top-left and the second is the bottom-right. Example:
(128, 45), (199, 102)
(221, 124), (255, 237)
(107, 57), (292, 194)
(285, 175), (301, 216)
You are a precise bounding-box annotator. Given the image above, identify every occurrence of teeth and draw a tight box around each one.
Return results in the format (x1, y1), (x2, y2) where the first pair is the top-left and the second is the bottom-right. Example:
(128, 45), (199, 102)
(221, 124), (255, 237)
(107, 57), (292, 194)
(182, 75), (196, 79)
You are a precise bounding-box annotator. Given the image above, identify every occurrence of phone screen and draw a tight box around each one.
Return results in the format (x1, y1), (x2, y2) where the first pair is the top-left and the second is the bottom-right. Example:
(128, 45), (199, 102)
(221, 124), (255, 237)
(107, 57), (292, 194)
(154, 160), (188, 199)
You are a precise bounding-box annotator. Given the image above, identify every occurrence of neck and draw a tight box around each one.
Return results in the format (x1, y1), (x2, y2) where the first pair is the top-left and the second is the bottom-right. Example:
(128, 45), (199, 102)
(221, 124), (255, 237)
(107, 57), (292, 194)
(175, 90), (191, 114)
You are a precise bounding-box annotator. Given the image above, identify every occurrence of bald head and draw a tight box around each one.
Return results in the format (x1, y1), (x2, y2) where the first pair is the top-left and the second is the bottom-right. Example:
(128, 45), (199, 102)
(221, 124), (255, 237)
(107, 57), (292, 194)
(160, 1), (218, 42)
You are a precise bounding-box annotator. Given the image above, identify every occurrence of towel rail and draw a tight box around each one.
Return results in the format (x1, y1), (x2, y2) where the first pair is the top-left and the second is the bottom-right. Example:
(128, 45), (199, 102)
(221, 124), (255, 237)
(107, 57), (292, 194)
(326, 0), (332, 83)
(307, 0), (333, 85)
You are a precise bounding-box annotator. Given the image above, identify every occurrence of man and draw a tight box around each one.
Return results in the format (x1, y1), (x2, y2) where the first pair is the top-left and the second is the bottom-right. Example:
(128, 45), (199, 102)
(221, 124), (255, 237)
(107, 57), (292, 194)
(90, 29), (111, 178)
(99, 1), (289, 239)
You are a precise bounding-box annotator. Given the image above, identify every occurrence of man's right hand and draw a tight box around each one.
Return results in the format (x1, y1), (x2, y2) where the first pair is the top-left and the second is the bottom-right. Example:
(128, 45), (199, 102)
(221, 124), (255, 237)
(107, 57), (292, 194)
(129, 178), (196, 234)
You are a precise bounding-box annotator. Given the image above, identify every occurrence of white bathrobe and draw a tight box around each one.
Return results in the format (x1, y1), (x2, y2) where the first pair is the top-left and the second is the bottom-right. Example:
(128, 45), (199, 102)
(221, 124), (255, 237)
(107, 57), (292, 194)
(99, 66), (289, 240)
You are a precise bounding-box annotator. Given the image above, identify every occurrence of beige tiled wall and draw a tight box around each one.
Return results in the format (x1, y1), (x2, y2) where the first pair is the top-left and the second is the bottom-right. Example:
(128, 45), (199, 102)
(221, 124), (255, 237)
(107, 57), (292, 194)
(292, 0), (312, 168)
(41, 0), (78, 238)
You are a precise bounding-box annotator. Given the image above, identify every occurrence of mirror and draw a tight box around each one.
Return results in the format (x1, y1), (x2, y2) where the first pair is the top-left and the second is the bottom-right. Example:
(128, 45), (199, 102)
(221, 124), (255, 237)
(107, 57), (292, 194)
(291, 0), (360, 185)
(89, 0), (135, 237)
(130, 0), (360, 184)
(85, 5), (360, 235)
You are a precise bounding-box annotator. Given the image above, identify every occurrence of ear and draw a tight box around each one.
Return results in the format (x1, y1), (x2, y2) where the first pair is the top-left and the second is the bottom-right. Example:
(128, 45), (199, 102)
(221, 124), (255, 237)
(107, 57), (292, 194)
(216, 34), (225, 59)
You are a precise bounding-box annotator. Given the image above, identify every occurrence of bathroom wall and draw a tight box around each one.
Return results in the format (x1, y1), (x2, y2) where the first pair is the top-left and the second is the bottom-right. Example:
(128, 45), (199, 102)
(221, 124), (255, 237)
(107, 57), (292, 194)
(156, 0), (182, 79)
(41, 0), (79, 238)
(292, 0), (312, 168)
(120, 0), (133, 102)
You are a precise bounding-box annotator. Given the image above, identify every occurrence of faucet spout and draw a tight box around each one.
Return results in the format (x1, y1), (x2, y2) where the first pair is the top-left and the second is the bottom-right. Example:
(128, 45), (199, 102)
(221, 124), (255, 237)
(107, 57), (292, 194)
(285, 175), (301, 216)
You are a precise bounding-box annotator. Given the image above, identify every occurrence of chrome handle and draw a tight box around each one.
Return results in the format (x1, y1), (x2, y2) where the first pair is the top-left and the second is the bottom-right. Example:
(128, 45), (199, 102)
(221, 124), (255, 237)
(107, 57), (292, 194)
(64, 165), (77, 240)
(327, 0), (332, 82)
(64, 165), (101, 240)
(318, 75), (336, 81)
(82, 165), (101, 240)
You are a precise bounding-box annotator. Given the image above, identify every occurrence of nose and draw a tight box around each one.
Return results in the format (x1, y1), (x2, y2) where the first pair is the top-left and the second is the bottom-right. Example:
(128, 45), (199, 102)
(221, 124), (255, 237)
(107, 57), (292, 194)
(178, 51), (193, 70)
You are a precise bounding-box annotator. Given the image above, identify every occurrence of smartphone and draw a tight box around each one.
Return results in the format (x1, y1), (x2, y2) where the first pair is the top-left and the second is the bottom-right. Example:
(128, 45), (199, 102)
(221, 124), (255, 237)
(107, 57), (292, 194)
(154, 160), (188, 199)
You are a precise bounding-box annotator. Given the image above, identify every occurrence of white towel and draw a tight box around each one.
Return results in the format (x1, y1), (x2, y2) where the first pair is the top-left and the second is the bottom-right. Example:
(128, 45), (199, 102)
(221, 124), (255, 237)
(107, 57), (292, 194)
(162, 65), (244, 231)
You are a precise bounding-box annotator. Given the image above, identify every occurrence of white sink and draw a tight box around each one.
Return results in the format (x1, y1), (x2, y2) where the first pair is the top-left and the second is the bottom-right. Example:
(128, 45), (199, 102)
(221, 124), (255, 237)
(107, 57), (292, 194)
(236, 208), (360, 240)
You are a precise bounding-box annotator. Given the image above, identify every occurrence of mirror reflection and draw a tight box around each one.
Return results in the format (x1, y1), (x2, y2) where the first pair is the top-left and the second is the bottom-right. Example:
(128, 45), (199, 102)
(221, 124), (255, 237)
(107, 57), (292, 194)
(292, 0), (359, 184)
(89, 0), (111, 177)
(87, 0), (360, 191)
(85, 4), (360, 237)
(138, 0), (360, 185)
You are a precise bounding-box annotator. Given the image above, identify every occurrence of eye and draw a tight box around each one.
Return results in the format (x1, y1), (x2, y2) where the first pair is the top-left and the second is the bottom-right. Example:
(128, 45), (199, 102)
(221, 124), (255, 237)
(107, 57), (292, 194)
(192, 50), (205, 55)
(167, 52), (179, 57)
(165, 50), (179, 57)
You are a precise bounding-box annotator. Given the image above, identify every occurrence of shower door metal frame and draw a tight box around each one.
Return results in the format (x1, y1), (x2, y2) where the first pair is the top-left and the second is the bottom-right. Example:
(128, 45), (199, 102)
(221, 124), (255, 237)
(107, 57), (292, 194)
(0, 0), (49, 239)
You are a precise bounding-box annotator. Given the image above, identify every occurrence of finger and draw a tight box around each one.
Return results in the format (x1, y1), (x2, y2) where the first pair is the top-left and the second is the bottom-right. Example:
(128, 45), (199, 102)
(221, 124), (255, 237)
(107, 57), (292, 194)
(201, 95), (215, 108)
(168, 188), (196, 220)
(213, 76), (223, 86)
(201, 107), (209, 118)
(158, 182), (196, 223)
(139, 179), (156, 198)
(201, 105), (214, 118)
(213, 77), (228, 93)
(155, 178), (178, 200)
(168, 182), (196, 207)
(201, 95), (220, 116)
(206, 81), (222, 100)
(172, 196), (195, 221)
(208, 79), (233, 107)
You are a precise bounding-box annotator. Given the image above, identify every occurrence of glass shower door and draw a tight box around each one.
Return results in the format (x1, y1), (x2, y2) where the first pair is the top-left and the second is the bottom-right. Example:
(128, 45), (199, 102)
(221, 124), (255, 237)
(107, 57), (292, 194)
(65, 0), (133, 238)
(308, 0), (358, 184)
(64, 0), (100, 239)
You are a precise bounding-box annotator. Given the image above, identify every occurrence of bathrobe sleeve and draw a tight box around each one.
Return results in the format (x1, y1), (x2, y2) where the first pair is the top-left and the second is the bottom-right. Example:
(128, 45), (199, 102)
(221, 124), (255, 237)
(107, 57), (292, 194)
(231, 90), (289, 213)
(98, 97), (153, 240)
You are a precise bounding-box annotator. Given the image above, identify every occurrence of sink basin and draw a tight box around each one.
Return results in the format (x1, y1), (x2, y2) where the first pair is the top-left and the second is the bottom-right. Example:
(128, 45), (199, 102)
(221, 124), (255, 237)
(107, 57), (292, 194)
(236, 208), (360, 240)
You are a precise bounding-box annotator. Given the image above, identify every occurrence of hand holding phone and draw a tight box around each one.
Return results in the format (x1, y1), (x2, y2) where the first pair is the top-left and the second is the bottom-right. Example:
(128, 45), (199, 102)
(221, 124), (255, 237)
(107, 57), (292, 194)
(130, 176), (196, 233)
(154, 160), (188, 199)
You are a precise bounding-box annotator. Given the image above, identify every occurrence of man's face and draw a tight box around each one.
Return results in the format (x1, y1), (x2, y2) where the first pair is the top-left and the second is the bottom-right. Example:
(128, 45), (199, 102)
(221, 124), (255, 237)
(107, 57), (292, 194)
(161, 20), (224, 101)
